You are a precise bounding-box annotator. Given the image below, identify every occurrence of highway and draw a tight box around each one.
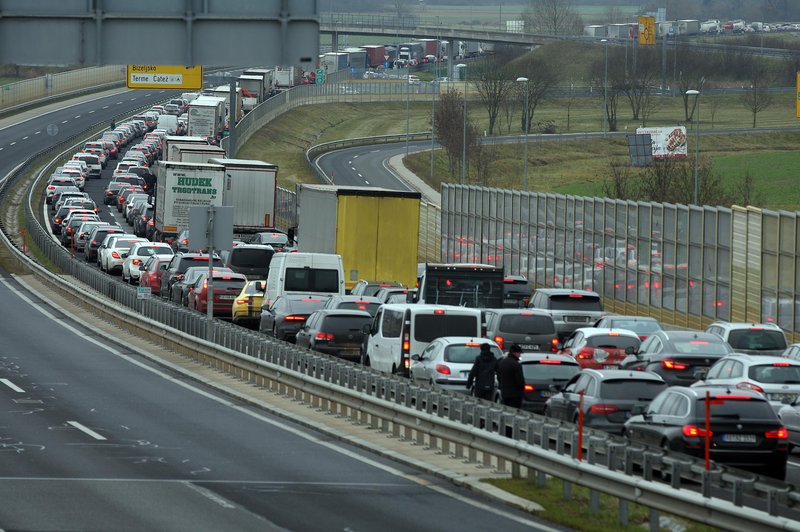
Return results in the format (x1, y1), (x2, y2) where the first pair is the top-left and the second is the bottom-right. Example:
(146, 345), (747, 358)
(4, 90), (559, 530)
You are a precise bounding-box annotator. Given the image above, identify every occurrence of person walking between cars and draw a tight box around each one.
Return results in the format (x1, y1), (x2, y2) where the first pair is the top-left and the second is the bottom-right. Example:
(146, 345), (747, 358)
(466, 343), (498, 400)
(497, 344), (525, 408)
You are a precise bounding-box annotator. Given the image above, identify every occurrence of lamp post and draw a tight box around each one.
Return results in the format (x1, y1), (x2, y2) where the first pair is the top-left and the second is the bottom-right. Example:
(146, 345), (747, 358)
(516, 76), (529, 191)
(601, 39), (608, 135)
(405, 73), (410, 157)
(686, 89), (700, 204)
(457, 63), (467, 184)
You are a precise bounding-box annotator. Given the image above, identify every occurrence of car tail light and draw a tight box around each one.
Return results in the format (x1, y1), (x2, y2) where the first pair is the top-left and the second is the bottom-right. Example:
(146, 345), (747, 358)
(111, 251), (121, 259)
(765, 427), (789, 439)
(149, 274), (157, 282)
(589, 404), (619, 414)
(131, 259), (141, 265)
(284, 315), (306, 321)
(662, 359), (688, 370)
(539, 359), (562, 364)
(523, 384), (535, 392)
(735, 382), (764, 393)
(493, 335), (504, 350)
(433, 309), (445, 315)
(682, 425), (712, 438)
(435, 364), (451, 375)
(54, 218), (62, 224)
(577, 348), (593, 360)
(315, 332), (334, 341)
(773, 362), (791, 367)
(551, 338), (559, 352)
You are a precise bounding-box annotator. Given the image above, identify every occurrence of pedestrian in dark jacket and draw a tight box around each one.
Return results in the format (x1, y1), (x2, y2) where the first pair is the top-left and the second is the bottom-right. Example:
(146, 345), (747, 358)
(497, 344), (525, 408)
(466, 343), (498, 400)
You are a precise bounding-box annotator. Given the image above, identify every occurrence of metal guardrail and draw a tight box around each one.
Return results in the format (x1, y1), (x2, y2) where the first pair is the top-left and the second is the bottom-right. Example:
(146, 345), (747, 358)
(1, 105), (799, 531)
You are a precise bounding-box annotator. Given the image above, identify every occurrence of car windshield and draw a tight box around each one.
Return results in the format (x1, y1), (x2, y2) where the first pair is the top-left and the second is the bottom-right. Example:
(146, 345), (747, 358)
(178, 257), (223, 273)
(600, 379), (667, 400)
(521, 361), (580, 380)
(498, 314), (555, 334)
(548, 294), (603, 311)
(443, 344), (503, 363)
(284, 268), (339, 293)
(671, 339), (731, 354)
(414, 314), (478, 342)
(231, 248), (274, 267)
(748, 364), (800, 383)
(585, 335), (640, 349)
(727, 330), (787, 351)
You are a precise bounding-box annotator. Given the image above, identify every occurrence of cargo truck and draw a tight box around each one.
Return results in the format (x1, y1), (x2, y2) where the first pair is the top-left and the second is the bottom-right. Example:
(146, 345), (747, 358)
(187, 97), (226, 139)
(296, 185), (421, 290)
(211, 85), (243, 124)
(242, 68), (275, 95)
(343, 47), (367, 69)
(154, 161), (225, 243)
(274, 66), (299, 89)
(208, 158), (278, 236)
(161, 135), (212, 163)
(415, 263), (505, 308)
(174, 145), (227, 164)
(362, 44), (385, 68)
(238, 75), (265, 110)
(321, 53), (348, 73)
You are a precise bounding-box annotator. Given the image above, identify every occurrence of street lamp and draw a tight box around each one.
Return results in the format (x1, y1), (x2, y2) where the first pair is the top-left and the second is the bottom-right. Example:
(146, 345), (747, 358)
(516, 76), (529, 191)
(601, 39), (608, 135)
(686, 89), (700, 204)
(405, 73), (410, 157)
(457, 63), (468, 184)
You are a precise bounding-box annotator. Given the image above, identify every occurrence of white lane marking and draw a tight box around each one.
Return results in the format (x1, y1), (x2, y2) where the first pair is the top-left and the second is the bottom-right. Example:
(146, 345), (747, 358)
(130, 98), (136, 101)
(102, 105), (109, 109)
(364, 180), (370, 185)
(181, 481), (237, 509)
(145, 94), (152, 97)
(34, 131), (41, 135)
(348, 160), (352, 165)
(0, 379), (25, 393)
(350, 167), (356, 172)
(22, 136), (28, 140)
(357, 173), (363, 178)
(61, 120), (68, 124)
(9, 142), (16, 146)
(788, 461), (800, 468)
(0, 148), (4, 151)
(353, 154), (359, 159)
(74, 115), (81, 119)
(89, 110), (95, 113)
(116, 101), (123, 105)
(6, 276), (545, 530)
(67, 421), (107, 441)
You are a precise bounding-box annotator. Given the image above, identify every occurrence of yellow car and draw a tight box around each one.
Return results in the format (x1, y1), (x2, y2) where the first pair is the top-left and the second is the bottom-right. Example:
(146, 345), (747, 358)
(231, 280), (266, 329)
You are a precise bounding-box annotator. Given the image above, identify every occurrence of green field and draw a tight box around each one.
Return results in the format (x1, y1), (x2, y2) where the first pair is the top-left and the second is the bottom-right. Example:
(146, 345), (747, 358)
(238, 84), (800, 210)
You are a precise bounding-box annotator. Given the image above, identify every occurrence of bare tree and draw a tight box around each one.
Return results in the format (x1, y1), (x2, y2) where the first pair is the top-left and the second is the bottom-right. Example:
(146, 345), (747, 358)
(622, 48), (661, 121)
(474, 61), (515, 135)
(516, 55), (560, 133)
(740, 65), (774, 128)
(433, 88), (474, 179)
(500, 92), (516, 135)
(557, 82), (579, 132)
(602, 161), (635, 200)
(471, 136), (500, 187)
(589, 47), (624, 131)
(522, 0), (584, 36)
(675, 45), (708, 122)
(639, 89), (660, 127)
(638, 157), (731, 206)
(733, 171), (765, 207)
(707, 95), (720, 129)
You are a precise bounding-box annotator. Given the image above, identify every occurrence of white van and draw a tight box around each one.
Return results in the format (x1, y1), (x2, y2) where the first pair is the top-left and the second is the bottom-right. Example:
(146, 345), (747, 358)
(362, 304), (483, 377)
(157, 114), (178, 135)
(264, 252), (344, 306)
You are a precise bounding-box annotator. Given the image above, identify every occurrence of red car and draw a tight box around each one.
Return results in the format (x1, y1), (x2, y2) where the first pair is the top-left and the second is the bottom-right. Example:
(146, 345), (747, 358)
(558, 328), (641, 369)
(139, 256), (172, 297)
(187, 271), (248, 318)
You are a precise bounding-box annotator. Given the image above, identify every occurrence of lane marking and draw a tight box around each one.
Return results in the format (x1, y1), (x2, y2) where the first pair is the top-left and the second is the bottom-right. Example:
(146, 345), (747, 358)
(67, 421), (106, 441)
(9, 142), (16, 146)
(130, 98), (136, 101)
(34, 131), (41, 135)
(89, 110), (95, 113)
(364, 180), (370, 185)
(357, 173), (363, 178)
(181, 481), (237, 509)
(0, 379), (24, 393)
(22, 136), (28, 140)
(348, 160), (352, 165)
(61, 120), (68, 124)
(116, 102), (123, 105)
(353, 154), (359, 159)
(74, 116), (81, 119)
(5, 277), (545, 529)
(0, 148), (4, 151)
(102, 105), (109, 109)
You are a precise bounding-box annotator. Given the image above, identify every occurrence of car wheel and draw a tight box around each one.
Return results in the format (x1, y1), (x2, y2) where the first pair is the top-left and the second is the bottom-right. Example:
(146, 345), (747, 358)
(765, 462), (787, 480)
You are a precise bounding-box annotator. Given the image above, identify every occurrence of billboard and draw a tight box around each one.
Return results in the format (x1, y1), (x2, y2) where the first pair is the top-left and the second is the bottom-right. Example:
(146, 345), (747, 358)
(636, 127), (688, 158)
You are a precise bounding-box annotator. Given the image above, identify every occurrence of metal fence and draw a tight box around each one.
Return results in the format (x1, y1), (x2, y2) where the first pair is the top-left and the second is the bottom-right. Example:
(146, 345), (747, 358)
(440, 185), (800, 340)
(0, 65), (125, 110)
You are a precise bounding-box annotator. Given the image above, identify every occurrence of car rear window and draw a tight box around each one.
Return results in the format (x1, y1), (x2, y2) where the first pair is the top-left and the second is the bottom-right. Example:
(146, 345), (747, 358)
(610, 320), (661, 334)
(726, 330), (787, 351)
(698, 396), (776, 419)
(672, 340), (731, 355)
(231, 248), (274, 268)
(321, 315), (372, 334)
(444, 344), (503, 363)
(212, 278), (247, 291)
(285, 268), (339, 293)
(548, 294), (603, 311)
(600, 379), (667, 400)
(336, 301), (381, 316)
(498, 314), (555, 335)
(136, 246), (172, 257)
(178, 257), (222, 273)
(414, 314), (479, 342)
(521, 361), (580, 380)
(748, 364), (800, 383)
(585, 335), (640, 349)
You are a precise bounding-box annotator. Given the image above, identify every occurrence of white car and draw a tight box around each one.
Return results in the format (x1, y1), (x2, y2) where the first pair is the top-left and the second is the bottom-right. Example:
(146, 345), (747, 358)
(121, 242), (174, 283)
(98, 234), (146, 273)
(410, 337), (503, 393)
(71, 153), (102, 178)
(695, 353), (800, 409)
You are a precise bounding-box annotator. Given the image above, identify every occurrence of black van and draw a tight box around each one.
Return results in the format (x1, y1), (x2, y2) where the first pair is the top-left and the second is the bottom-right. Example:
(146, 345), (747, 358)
(222, 244), (274, 280)
(484, 308), (558, 353)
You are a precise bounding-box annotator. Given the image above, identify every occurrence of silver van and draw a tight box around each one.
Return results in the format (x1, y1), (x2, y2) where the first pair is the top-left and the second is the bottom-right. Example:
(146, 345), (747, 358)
(528, 288), (604, 340)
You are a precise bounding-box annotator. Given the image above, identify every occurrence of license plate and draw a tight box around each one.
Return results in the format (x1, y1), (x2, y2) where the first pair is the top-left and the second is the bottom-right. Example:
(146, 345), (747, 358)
(603, 365), (618, 369)
(520, 344), (539, 351)
(722, 434), (757, 443)
(540, 390), (552, 397)
(461, 371), (470, 378)
(218, 295), (236, 300)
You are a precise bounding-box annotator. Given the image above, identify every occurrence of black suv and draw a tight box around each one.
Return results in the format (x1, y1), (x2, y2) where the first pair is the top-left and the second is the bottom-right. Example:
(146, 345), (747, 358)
(160, 252), (223, 298)
(84, 226), (124, 263)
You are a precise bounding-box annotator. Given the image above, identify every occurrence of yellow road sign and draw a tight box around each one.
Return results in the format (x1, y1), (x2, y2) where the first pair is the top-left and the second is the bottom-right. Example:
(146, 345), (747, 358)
(126, 65), (203, 90)
(638, 16), (656, 46)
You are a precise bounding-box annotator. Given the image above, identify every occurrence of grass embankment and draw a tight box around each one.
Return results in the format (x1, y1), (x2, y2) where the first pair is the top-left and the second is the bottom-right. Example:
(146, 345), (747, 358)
(238, 90), (800, 210)
(485, 478), (717, 532)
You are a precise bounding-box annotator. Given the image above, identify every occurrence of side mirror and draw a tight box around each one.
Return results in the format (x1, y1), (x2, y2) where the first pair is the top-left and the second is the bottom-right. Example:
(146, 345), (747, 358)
(693, 368), (708, 381)
(625, 346), (638, 355)
(549, 384), (562, 393)
(411, 355), (421, 361)
(138, 265), (146, 271)
(361, 323), (371, 334)
(555, 342), (563, 350)
(631, 405), (645, 416)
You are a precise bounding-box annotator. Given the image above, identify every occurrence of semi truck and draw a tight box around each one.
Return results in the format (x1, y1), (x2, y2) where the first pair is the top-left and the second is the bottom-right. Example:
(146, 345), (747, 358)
(296, 185), (421, 290)
(321, 52), (348, 73)
(362, 44), (385, 68)
(154, 161), (225, 243)
(274, 66), (299, 89)
(343, 47), (367, 69)
(242, 68), (275, 95)
(208, 158), (278, 236)
(210, 85), (243, 124)
(161, 135), (211, 163)
(237, 75), (265, 111)
(187, 96), (226, 139)
(173, 145), (227, 164)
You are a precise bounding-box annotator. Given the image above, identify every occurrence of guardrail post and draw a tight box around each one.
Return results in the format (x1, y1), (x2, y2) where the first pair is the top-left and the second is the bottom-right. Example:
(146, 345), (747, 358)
(589, 489), (599, 513)
(618, 499), (628, 527)
(649, 509), (659, 532)
(563, 479), (572, 501)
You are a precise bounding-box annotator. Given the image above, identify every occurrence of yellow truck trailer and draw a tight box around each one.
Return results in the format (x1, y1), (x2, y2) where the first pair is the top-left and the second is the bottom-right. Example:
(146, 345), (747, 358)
(296, 185), (421, 290)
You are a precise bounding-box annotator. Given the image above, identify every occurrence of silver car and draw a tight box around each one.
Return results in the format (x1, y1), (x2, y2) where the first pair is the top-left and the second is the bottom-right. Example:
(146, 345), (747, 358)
(409, 337), (503, 393)
(695, 353), (800, 409)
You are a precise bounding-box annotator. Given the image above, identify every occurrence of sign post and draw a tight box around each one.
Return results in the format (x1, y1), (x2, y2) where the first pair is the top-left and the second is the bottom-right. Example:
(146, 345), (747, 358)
(126, 65), (203, 90)
(315, 68), (325, 85)
(189, 206), (234, 333)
